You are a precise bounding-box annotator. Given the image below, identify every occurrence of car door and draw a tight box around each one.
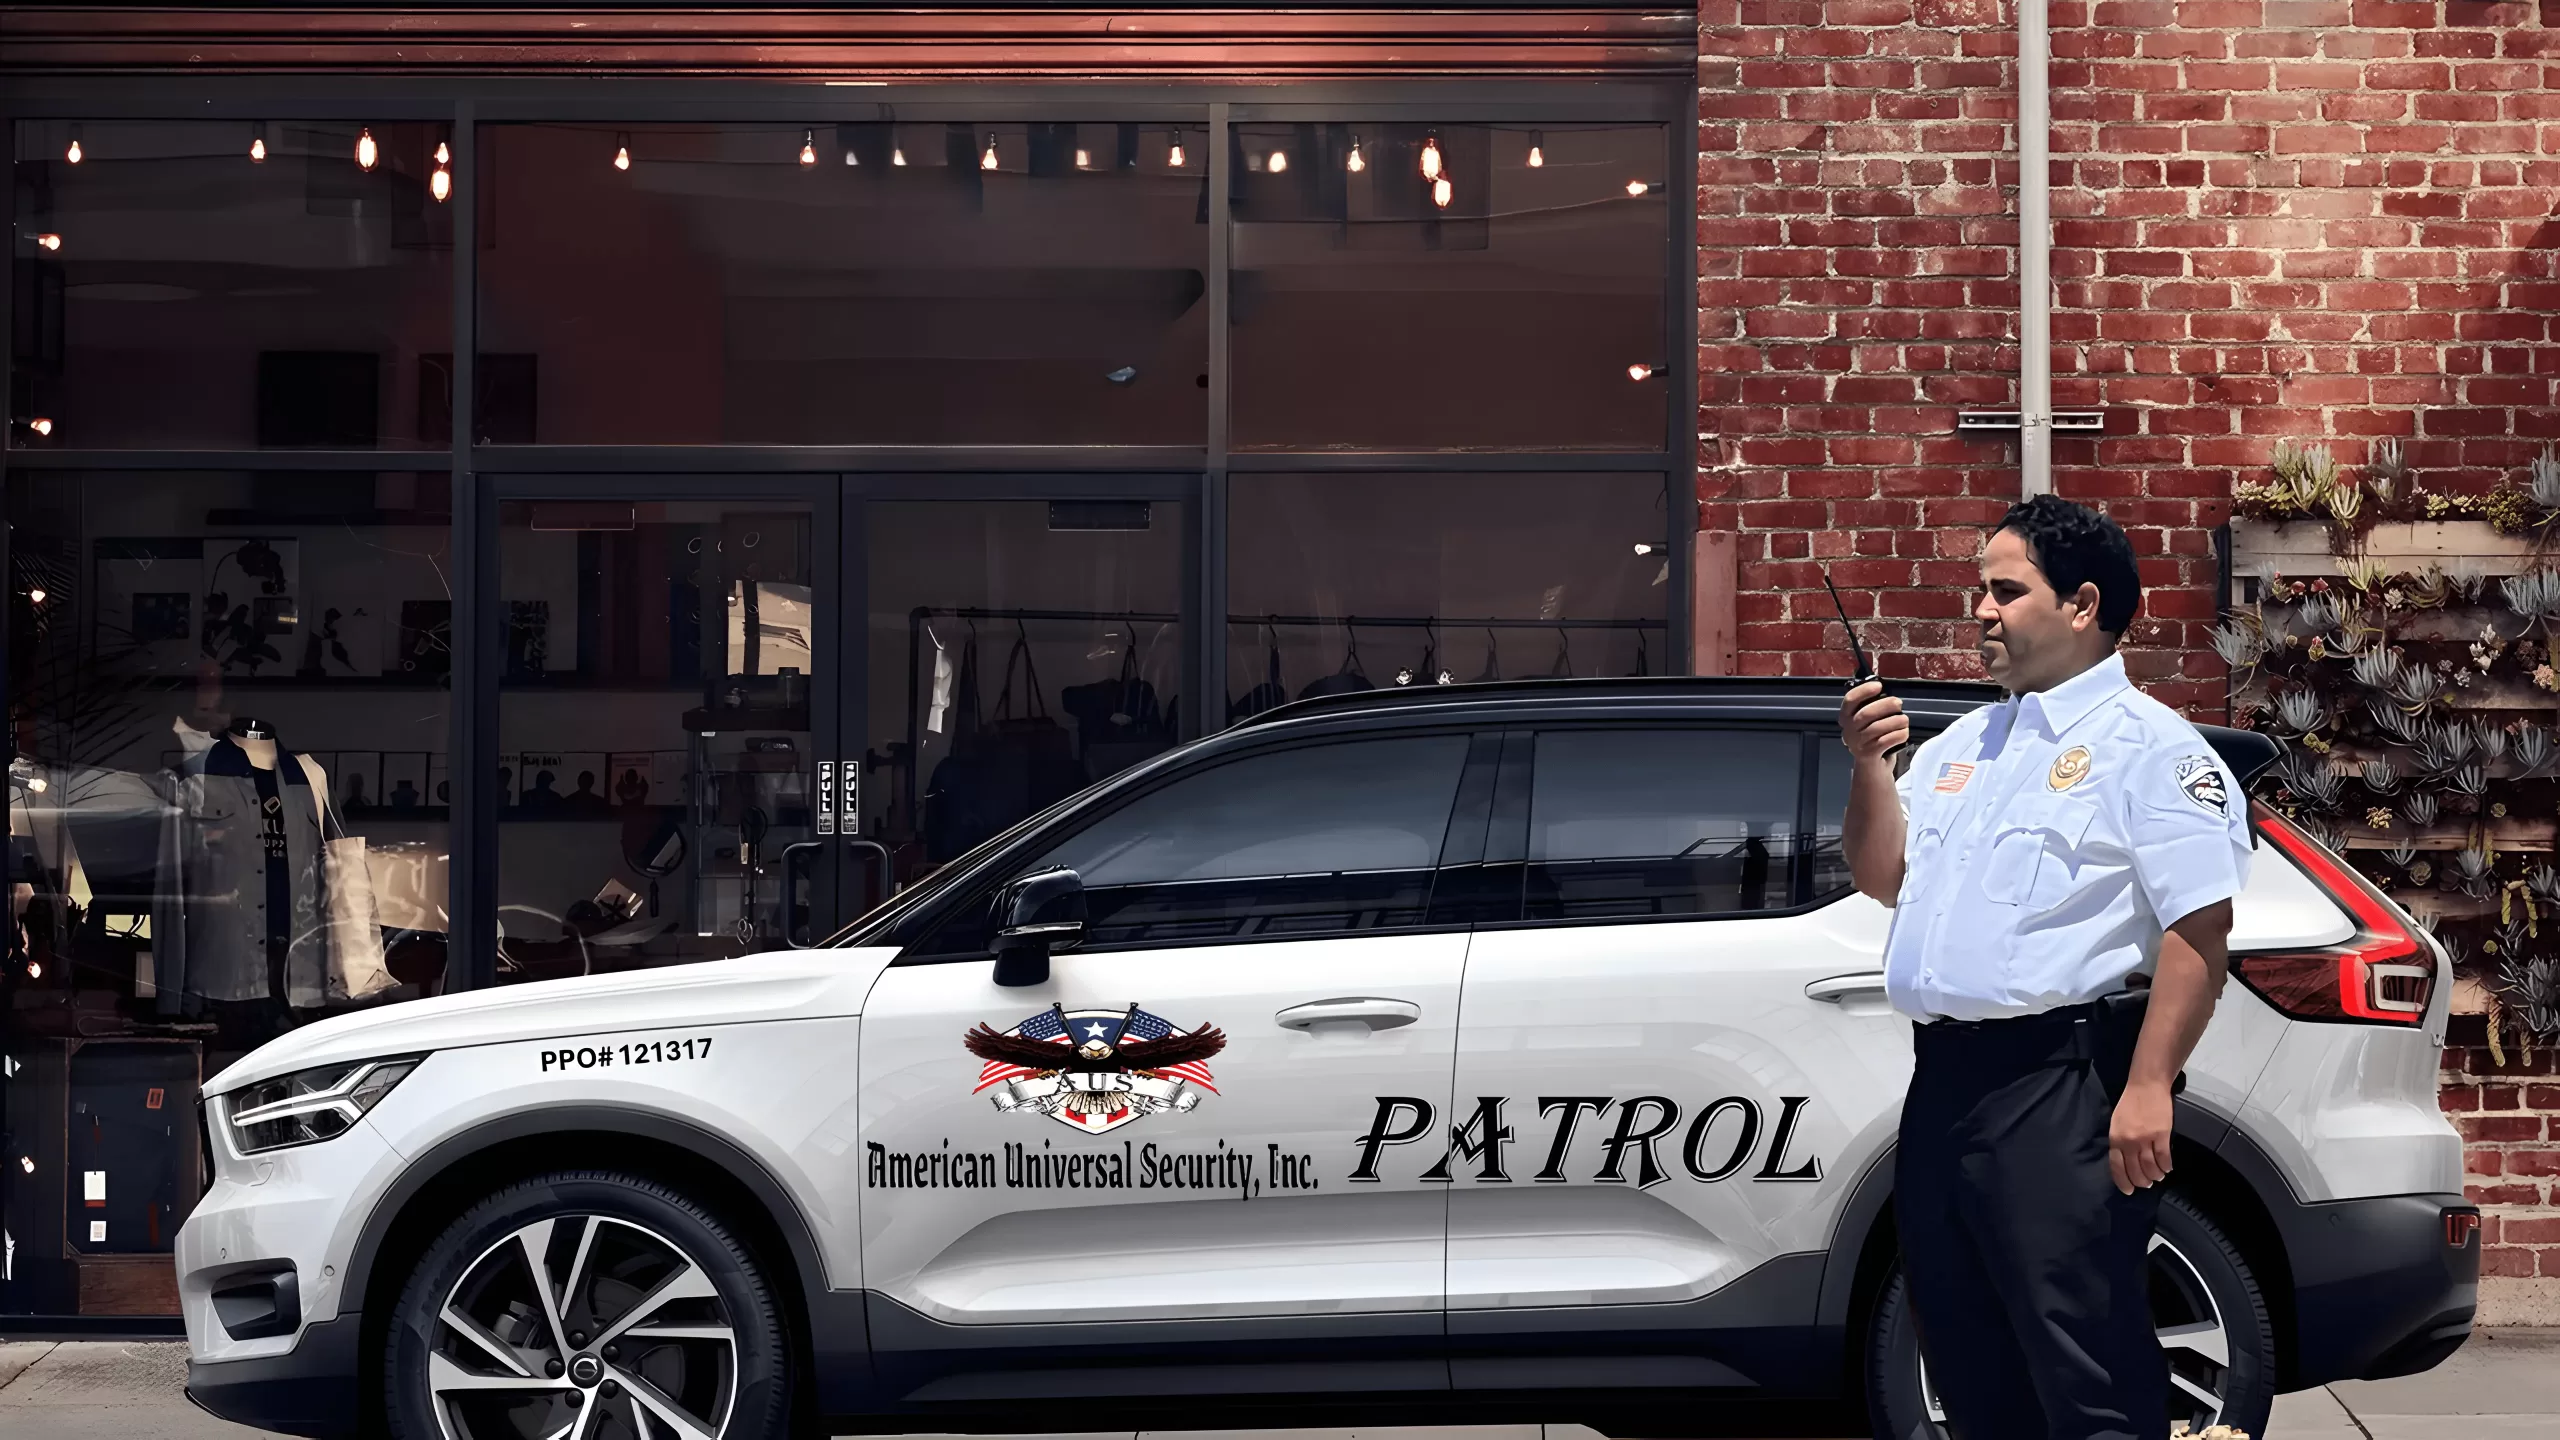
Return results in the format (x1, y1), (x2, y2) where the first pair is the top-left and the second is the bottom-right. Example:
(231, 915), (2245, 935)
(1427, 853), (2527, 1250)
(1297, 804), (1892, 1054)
(1440, 725), (1906, 1389)
(855, 727), (1482, 1396)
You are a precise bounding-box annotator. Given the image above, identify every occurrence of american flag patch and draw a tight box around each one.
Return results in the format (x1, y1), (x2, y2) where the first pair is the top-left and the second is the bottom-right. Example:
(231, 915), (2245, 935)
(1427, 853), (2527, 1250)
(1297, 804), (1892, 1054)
(974, 1005), (1220, 1095)
(1934, 762), (1975, 793)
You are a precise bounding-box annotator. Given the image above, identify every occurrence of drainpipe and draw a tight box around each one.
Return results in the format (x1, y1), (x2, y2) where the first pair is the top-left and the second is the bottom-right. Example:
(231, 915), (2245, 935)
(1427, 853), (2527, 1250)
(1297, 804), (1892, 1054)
(2019, 0), (2053, 498)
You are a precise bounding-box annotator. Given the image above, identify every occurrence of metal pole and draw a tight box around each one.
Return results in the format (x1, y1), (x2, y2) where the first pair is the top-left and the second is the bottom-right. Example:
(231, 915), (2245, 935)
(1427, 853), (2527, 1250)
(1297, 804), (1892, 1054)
(2019, 0), (2053, 497)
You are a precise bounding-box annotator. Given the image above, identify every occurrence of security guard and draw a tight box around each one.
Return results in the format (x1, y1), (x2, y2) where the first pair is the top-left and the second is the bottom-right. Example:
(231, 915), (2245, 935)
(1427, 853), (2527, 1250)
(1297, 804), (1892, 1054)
(1837, 495), (2253, 1440)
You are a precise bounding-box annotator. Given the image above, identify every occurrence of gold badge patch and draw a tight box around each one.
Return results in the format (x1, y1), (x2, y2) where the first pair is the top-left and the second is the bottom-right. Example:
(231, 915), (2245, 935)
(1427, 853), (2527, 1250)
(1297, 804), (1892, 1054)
(2047, 745), (2093, 792)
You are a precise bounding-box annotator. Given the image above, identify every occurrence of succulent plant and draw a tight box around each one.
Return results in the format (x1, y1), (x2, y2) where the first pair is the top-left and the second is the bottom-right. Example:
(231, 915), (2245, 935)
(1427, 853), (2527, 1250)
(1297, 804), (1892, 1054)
(2325, 481), (2362, 525)
(2209, 623), (2266, 669)
(2448, 558), (2491, 603)
(2473, 719), (2509, 763)
(2452, 847), (2497, 899)
(2501, 567), (2560, 624)
(2350, 648), (2401, 691)
(2515, 721), (2554, 776)
(2531, 445), (2560, 512)
(2402, 790), (2441, 828)
(2448, 762), (2489, 797)
(2272, 689), (2329, 735)
(2529, 863), (2560, 906)
(2382, 843), (2421, 870)
(2366, 695), (2418, 743)
(2367, 438), (2410, 505)
(2360, 757), (2401, 795)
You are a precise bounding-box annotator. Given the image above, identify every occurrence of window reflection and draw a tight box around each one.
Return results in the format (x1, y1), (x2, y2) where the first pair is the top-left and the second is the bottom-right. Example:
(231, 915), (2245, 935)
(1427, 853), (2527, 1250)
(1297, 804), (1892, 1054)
(1231, 123), (1669, 450)
(477, 123), (1210, 444)
(9, 122), (454, 449)
(4, 471), (452, 1315)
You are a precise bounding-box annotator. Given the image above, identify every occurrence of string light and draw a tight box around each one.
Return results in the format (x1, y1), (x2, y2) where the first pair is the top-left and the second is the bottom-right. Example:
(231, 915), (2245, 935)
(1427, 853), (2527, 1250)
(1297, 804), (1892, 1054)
(845, 145), (859, 167)
(1420, 135), (1443, 180)
(1346, 136), (1366, 173)
(430, 167), (451, 203)
(16, 1156), (31, 1174)
(614, 133), (631, 171)
(34, 233), (61, 251)
(892, 143), (908, 166)
(800, 130), (818, 166)
(65, 126), (83, 164)
(26, 418), (53, 437)
(249, 123), (267, 163)
(1627, 363), (1655, 381)
(1267, 149), (1288, 174)
(1075, 147), (1092, 169)
(1632, 544), (1656, 556)
(1167, 131), (1186, 168)
(26, 588), (46, 605)
(1432, 176), (1453, 209)
(356, 127), (378, 171)
(981, 133), (999, 171)
(1528, 131), (1545, 168)
(434, 140), (451, 165)
(1625, 180), (1650, 197)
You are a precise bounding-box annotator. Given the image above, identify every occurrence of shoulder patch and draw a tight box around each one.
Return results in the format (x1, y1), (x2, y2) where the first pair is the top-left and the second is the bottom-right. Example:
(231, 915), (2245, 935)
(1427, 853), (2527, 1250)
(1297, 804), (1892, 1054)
(2174, 754), (2228, 815)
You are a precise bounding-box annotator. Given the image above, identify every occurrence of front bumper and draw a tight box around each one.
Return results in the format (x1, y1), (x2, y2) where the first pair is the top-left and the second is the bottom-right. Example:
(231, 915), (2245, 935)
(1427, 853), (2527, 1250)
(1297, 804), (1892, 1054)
(2280, 1191), (2477, 1386)
(185, 1313), (364, 1439)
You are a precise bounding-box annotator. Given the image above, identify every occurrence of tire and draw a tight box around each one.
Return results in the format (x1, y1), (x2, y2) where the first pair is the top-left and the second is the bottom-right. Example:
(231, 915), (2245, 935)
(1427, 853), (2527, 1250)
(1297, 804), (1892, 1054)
(386, 1170), (791, 1440)
(1864, 1190), (2276, 1440)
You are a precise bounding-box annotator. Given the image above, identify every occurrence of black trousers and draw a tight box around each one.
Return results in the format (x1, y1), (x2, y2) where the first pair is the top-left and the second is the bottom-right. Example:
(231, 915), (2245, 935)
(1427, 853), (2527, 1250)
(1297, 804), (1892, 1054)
(1896, 999), (2167, 1440)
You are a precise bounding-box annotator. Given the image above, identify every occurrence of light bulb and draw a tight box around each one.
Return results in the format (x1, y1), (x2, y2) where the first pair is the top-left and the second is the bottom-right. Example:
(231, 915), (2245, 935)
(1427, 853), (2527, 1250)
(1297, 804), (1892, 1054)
(1420, 136), (1442, 180)
(1168, 135), (1186, 168)
(1528, 131), (1545, 168)
(1432, 176), (1453, 208)
(800, 130), (817, 166)
(28, 588), (47, 605)
(981, 134), (999, 170)
(1074, 147), (1092, 169)
(16, 1156), (31, 1174)
(614, 132), (631, 171)
(26, 418), (53, 437)
(25, 774), (45, 791)
(1627, 363), (1655, 381)
(34, 233), (61, 251)
(434, 140), (451, 165)
(1626, 180), (1650, 197)
(22, 962), (36, 980)
(1346, 139), (1366, 173)
(356, 127), (377, 171)
(249, 132), (267, 163)
(65, 133), (82, 165)
(430, 167), (451, 202)
(1267, 149), (1288, 174)
(844, 146), (859, 167)
(892, 146), (907, 166)
(1632, 544), (1655, 557)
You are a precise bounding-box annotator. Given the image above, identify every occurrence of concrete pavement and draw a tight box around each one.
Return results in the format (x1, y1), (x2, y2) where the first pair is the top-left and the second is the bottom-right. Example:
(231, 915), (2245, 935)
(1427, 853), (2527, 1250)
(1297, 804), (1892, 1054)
(5, 1333), (2557, 1438)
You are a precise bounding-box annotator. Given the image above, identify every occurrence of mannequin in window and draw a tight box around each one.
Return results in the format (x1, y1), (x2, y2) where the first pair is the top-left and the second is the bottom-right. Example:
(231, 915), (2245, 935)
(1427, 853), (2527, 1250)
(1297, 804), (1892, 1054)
(154, 717), (333, 1017)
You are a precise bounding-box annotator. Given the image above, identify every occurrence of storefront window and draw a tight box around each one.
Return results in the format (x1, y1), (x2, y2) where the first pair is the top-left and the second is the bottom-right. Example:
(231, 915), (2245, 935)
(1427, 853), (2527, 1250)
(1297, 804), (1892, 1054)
(494, 499), (819, 980)
(477, 123), (1210, 445)
(3, 471), (451, 1316)
(862, 498), (1188, 888)
(1225, 473), (1671, 717)
(9, 121), (454, 449)
(1230, 123), (1670, 451)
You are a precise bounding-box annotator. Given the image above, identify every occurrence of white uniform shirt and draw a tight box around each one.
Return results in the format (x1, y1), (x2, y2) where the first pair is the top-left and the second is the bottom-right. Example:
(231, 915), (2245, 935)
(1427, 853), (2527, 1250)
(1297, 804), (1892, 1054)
(1884, 652), (2253, 1022)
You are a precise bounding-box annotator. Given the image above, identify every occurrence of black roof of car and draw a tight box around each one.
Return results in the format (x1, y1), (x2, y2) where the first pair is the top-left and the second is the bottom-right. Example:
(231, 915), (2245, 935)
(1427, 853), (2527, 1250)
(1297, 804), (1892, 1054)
(1232, 674), (2278, 785)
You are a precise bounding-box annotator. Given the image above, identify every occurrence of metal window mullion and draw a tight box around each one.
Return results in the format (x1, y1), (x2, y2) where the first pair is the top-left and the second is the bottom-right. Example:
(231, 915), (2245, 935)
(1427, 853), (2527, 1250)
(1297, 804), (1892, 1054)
(448, 98), (493, 992)
(1202, 101), (1232, 736)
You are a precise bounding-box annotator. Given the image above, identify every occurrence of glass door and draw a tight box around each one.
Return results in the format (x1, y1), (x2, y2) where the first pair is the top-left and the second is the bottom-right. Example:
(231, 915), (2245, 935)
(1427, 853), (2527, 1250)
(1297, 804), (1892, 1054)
(845, 479), (1198, 902)
(489, 481), (838, 980)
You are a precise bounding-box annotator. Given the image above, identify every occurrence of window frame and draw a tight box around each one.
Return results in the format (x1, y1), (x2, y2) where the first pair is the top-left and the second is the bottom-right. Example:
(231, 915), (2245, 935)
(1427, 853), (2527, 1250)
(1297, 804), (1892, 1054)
(892, 723), (1497, 964)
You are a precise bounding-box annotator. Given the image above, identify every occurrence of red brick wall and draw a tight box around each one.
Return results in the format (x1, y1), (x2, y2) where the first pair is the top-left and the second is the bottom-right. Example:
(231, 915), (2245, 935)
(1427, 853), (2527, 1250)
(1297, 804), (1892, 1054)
(1697, 1), (2560, 1320)
(2441, 1016), (2560, 1313)
(1696, 0), (2559, 715)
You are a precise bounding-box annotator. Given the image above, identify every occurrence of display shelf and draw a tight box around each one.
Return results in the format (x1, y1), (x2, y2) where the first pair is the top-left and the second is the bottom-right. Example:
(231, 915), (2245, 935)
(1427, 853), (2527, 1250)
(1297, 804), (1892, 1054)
(2339, 816), (2559, 852)
(680, 705), (808, 732)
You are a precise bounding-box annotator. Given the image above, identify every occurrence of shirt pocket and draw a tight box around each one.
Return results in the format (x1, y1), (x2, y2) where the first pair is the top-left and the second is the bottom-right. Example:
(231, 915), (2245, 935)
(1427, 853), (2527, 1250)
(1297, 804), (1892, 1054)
(1978, 794), (2098, 909)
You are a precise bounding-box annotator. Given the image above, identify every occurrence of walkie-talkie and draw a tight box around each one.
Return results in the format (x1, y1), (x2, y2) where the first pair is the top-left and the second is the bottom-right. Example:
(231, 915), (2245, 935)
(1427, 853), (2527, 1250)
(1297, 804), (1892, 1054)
(1824, 567), (1902, 761)
(1821, 569), (1875, 683)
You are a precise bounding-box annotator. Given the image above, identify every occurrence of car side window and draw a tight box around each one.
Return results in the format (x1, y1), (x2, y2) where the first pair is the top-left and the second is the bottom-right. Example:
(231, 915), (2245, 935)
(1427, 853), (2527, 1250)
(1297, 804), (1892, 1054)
(927, 733), (1473, 954)
(1809, 726), (1938, 900)
(1524, 727), (1803, 921)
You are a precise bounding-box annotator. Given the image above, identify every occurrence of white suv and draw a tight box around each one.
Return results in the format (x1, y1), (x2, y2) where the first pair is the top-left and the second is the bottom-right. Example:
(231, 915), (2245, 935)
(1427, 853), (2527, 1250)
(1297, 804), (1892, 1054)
(176, 679), (2477, 1440)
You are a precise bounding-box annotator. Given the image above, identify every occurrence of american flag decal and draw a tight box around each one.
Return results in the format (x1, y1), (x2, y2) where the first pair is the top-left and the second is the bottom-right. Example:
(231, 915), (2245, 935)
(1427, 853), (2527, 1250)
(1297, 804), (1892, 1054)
(1934, 761), (1975, 794)
(964, 1004), (1226, 1135)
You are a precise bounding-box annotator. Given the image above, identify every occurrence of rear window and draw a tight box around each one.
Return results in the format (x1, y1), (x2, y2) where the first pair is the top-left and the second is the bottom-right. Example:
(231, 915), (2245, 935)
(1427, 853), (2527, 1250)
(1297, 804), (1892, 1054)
(1524, 728), (1804, 920)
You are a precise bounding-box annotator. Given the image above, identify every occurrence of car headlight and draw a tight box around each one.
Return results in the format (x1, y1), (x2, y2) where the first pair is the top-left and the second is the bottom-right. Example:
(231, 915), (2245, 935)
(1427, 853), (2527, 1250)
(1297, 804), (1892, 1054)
(223, 1056), (423, 1155)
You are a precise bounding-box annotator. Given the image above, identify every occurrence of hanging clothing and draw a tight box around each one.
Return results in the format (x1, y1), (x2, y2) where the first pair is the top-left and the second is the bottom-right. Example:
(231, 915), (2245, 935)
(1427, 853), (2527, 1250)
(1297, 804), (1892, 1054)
(154, 738), (330, 1013)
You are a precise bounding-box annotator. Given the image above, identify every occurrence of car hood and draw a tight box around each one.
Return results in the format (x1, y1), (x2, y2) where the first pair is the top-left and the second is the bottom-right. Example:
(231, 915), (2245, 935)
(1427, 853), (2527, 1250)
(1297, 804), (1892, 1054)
(203, 947), (895, 1096)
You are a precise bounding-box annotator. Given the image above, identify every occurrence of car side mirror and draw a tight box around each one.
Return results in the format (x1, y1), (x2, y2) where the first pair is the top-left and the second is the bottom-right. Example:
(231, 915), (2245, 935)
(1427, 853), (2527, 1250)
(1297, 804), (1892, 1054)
(991, 867), (1085, 988)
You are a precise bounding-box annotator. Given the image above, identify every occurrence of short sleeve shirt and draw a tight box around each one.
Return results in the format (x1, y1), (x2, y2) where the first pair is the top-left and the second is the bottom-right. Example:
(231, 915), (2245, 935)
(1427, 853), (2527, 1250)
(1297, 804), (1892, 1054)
(1883, 652), (2253, 1022)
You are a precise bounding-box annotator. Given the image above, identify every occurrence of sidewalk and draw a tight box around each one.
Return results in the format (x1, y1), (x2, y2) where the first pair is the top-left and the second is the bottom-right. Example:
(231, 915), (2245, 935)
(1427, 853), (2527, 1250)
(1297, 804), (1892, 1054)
(5, 1332), (2557, 1438)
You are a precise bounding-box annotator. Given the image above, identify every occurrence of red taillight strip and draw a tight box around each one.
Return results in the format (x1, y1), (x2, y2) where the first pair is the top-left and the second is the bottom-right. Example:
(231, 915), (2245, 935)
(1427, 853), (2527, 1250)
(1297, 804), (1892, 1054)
(2250, 805), (2428, 1024)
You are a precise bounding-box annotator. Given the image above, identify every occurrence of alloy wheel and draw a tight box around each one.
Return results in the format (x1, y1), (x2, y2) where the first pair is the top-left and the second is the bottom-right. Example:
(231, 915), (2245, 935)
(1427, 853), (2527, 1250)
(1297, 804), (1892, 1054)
(1918, 1232), (2232, 1430)
(427, 1214), (739, 1440)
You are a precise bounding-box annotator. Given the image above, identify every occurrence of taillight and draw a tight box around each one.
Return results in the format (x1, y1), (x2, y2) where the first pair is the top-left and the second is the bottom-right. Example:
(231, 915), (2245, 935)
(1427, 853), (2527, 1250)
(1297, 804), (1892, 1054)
(2234, 805), (2434, 1025)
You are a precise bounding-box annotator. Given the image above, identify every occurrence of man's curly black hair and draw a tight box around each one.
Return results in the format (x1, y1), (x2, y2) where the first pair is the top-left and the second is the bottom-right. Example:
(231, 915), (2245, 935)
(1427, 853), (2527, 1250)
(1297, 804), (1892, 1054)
(1991, 494), (2142, 638)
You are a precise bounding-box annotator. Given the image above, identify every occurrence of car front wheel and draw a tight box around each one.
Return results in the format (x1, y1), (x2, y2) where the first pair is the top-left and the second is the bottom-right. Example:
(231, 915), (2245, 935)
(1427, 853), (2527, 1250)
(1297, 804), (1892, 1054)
(386, 1170), (790, 1440)
(1865, 1189), (2276, 1440)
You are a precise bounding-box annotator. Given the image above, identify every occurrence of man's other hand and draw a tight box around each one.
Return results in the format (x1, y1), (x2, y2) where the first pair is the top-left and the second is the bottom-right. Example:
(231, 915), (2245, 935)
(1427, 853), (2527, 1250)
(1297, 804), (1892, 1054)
(2108, 1079), (2176, 1195)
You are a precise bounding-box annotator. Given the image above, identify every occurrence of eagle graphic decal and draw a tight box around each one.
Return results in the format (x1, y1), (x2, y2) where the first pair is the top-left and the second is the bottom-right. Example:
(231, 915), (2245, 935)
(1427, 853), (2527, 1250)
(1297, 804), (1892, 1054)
(965, 1003), (1227, 1135)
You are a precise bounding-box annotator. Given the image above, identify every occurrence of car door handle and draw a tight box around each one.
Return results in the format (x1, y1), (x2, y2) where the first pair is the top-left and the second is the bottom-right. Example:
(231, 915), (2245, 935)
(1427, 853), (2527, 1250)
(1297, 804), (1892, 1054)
(1275, 998), (1422, 1033)
(1805, 972), (1889, 1004)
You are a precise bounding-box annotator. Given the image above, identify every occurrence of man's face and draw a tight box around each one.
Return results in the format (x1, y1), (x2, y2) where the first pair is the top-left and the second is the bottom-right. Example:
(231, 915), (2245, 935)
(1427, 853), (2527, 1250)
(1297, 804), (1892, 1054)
(1975, 527), (2099, 691)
